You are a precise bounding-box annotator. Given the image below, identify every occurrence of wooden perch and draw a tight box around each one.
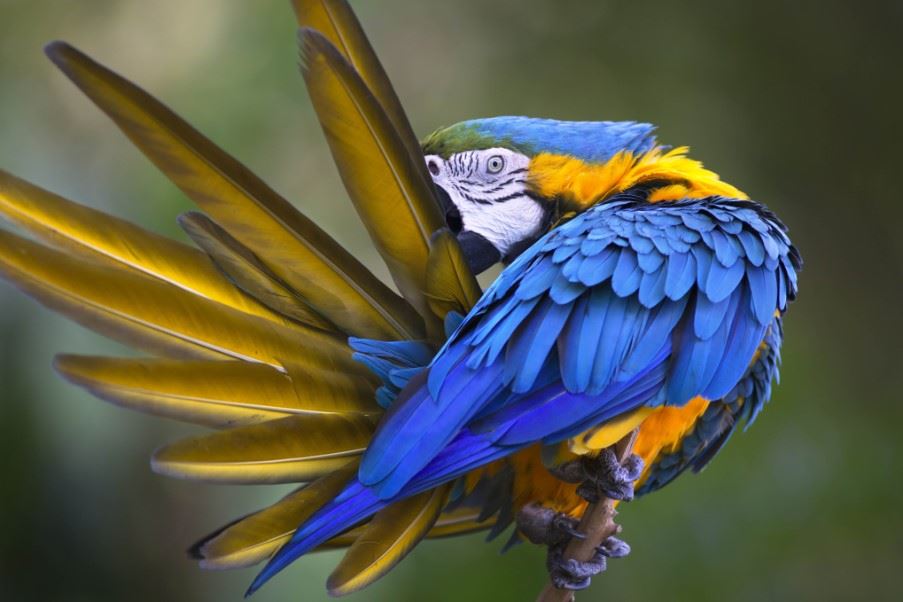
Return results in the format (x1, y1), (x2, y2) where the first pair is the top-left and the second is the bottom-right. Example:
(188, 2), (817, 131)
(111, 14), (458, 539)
(536, 428), (640, 602)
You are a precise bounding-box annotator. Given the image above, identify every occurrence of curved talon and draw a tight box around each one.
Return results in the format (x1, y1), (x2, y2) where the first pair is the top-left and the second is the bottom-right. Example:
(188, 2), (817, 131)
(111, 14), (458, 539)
(597, 535), (630, 559)
(551, 513), (585, 541)
(522, 501), (633, 591)
(516, 503), (582, 547)
(547, 543), (607, 591)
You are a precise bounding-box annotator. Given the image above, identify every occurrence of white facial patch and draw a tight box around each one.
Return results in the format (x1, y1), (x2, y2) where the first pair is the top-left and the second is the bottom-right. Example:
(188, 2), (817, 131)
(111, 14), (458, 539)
(424, 148), (544, 256)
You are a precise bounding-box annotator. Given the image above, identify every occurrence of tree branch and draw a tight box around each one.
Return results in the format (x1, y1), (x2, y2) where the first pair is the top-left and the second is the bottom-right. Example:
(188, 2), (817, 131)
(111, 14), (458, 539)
(536, 428), (640, 602)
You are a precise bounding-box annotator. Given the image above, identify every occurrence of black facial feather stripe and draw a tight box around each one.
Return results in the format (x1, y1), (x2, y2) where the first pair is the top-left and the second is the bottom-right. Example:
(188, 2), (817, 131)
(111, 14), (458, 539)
(458, 188), (535, 206)
(459, 189), (493, 205)
(488, 190), (530, 203)
(484, 176), (524, 194)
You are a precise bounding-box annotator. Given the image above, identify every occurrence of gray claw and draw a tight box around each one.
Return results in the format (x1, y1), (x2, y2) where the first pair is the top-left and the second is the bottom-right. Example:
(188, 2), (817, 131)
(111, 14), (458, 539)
(521, 502), (633, 591)
(551, 512), (585, 541)
(579, 449), (645, 502)
(547, 544), (606, 590)
(597, 535), (630, 559)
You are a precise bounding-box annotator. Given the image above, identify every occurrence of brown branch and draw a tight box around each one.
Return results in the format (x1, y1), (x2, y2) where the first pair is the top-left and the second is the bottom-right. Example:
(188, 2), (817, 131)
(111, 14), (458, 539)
(536, 428), (640, 602)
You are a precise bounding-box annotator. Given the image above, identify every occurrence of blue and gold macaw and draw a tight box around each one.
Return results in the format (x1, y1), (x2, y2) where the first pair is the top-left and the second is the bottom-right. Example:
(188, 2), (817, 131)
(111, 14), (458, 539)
(0, 0), (800, 597)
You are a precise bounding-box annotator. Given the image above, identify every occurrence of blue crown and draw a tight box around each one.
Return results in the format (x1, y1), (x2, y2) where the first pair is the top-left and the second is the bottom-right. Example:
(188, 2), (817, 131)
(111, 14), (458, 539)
(422, 116), (658, 164)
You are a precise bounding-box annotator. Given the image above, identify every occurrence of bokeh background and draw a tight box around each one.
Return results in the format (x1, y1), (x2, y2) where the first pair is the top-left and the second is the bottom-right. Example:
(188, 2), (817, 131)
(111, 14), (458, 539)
(1, 1), (900, 600)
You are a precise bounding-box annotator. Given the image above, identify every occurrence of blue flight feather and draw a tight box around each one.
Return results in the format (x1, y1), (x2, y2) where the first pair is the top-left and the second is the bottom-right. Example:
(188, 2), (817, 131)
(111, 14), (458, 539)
(507, 298), (572, 392)
(746, 264), (778, 325)
(637, 316), (783, 496)
(694, 293), (733, 340)
(558, 287), (610, 392)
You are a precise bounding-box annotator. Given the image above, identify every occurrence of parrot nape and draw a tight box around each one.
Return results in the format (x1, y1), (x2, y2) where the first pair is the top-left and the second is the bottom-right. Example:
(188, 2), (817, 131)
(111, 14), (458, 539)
(0, 0), (800, 597)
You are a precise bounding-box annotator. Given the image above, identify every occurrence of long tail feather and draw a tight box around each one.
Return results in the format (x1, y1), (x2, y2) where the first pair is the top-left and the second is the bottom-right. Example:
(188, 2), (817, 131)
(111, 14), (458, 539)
(44, 41), (422, 341)
(247, 480), (387, 596)
(54, 355), (378, 428)
(0, 230), (353, 370)
(300, 30), (445, 330)
(178, 211), (337, 332)
(0, 169), (292, 327)
(151, 414), (375, 484)
(195, 487), (484, 571)
(327, 484), (451, 596)
(325, 505), (489, 548)
(192, 463), (359, 569)
(292, 0), (430, 171)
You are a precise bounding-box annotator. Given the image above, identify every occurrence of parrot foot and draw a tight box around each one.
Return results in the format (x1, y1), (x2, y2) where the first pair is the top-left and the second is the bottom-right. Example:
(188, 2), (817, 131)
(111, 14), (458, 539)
(576, 448), (644, 503)
(517, 502), (633, 590)
(546, 535), (632, 590)
(516, 502), (584, 547)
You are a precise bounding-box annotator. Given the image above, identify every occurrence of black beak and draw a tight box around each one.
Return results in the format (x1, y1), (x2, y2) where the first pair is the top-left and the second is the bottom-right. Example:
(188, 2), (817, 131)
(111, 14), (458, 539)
(457, 230), (501, 274)
(433, 184), (500, 275)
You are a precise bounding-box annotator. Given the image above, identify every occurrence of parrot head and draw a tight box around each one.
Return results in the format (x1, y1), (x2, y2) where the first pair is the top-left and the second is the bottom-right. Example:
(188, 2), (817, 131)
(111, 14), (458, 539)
(422, 117), (658, 273)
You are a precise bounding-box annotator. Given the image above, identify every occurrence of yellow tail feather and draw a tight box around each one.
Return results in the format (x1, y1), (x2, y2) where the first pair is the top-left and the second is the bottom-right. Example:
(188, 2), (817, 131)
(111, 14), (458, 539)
(151, 414), (375, 484)
(0, 230), (353, 371)
(0, 169), (292, 327)
(44, 41), (422, 341)
(178, 211), (338, 333)
(194, 463), (359, 569)
(327, 485), (451, 596)
(54, 356), (378, 429)
(292, 0), (429, 185)
(196, 480), (486, 571)
(300, 30), (445, 331)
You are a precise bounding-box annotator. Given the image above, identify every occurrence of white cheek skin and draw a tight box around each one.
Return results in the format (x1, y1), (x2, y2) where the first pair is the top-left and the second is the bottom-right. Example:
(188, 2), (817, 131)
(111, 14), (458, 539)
(425, 150), (542, 256)
(459, 197), (545, 256)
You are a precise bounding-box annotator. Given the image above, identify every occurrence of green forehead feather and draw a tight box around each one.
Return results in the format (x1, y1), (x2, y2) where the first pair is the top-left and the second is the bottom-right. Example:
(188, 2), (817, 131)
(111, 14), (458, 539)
(421, 122), (534, 158)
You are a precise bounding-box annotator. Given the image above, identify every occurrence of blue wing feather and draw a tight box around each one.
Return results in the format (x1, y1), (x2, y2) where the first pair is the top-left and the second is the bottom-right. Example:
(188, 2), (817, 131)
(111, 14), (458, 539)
(251, 194), (800, 592)
(506, 298), (573, 392)
(664, 250), (696, 300)
(611, 248), (642, 296)
(704, 257), (746, 303)
(577, 246), (619, 286)
(638, 266), (668, 307)
(558, 286), (610, 392)
(637, 316), (784, 496)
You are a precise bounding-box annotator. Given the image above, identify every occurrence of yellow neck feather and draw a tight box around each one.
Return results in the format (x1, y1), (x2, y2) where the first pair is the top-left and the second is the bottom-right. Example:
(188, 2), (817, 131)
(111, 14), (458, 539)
(528, 147), (747, 211)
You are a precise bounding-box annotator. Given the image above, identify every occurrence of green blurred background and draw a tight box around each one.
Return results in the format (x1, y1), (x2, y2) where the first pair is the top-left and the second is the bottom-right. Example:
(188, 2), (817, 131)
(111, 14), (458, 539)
(0, 1), (900, 600)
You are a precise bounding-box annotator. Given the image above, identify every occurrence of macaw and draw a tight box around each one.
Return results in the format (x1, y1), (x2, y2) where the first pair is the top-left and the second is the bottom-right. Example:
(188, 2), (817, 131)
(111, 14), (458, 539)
(0, 0), (800, 597)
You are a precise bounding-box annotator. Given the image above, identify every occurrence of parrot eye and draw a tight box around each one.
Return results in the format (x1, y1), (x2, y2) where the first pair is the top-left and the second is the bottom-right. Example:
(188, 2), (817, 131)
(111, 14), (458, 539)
(486, 155), (505, 174)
